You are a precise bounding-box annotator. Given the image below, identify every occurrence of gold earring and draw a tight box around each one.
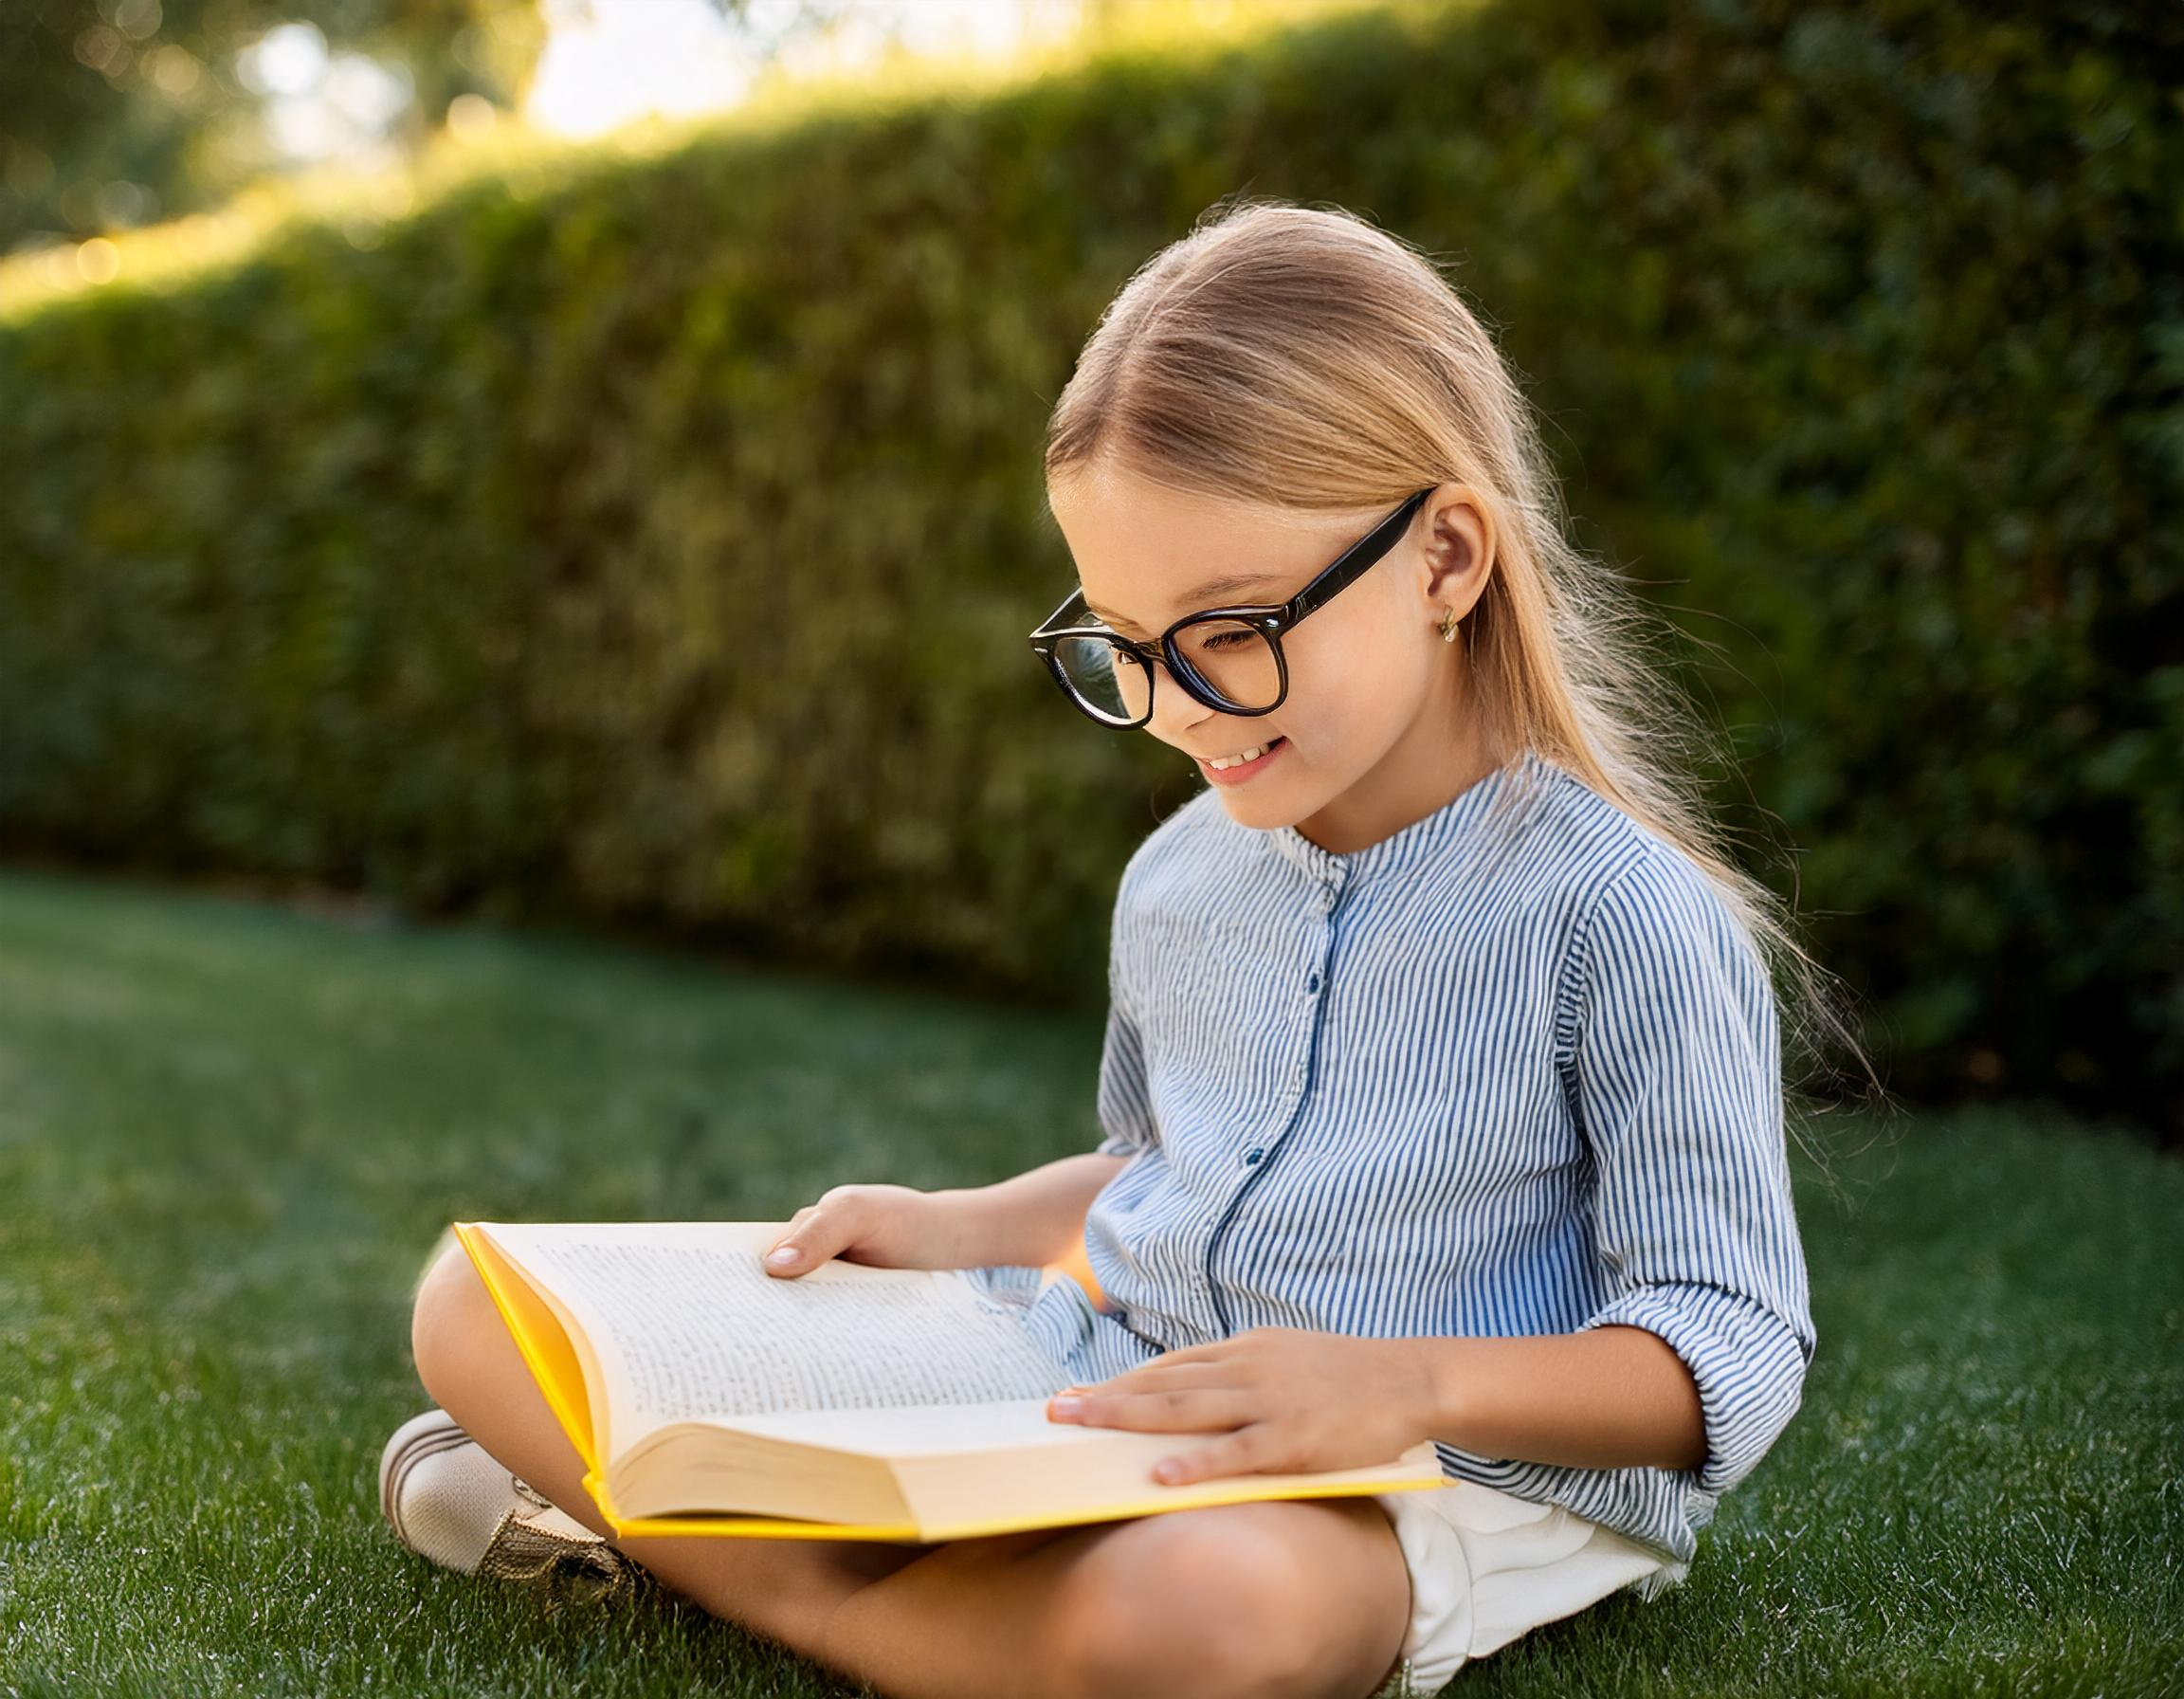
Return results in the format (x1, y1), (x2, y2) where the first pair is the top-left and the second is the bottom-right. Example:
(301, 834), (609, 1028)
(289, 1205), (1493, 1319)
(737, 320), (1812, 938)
(1439, 607), (1461, 643)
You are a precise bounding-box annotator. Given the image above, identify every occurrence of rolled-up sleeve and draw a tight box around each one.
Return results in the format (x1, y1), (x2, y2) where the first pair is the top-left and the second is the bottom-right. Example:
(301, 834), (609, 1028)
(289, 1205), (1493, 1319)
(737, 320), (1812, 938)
(1565, 850), (1817, 1500)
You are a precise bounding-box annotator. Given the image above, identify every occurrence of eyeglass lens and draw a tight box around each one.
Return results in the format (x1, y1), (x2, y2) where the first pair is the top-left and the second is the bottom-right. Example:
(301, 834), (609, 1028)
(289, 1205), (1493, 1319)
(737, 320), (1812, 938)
(1052, 619), (1280, 722)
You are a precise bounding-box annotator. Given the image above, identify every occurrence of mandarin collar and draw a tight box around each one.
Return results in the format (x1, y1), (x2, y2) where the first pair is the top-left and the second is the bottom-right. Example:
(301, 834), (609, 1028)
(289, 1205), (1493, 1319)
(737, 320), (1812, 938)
(1262, 751), (1535, 890)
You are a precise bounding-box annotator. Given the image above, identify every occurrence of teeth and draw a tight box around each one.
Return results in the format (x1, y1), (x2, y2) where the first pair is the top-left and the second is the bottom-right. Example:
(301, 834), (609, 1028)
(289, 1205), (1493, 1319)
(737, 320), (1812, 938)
(1209, 740), (1279, 770)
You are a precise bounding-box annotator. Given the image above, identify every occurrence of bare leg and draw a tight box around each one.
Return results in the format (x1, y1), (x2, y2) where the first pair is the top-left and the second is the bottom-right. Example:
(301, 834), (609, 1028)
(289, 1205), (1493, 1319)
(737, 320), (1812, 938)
(815, 1492), (1414, 1699)
(409, 1244), (956, 1641)
(410, 1246), (1411, 1699)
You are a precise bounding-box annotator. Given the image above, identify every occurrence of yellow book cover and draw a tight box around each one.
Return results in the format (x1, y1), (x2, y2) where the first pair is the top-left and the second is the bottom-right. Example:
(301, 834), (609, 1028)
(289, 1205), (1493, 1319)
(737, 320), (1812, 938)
(450, 1219), (1449, 1543)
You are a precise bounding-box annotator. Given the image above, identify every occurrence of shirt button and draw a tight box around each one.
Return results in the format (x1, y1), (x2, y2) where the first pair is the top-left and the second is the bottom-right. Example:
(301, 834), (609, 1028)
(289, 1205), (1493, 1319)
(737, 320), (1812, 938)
(1244, 1147), (1264, 1165)
(1305, 971), (1320, 995)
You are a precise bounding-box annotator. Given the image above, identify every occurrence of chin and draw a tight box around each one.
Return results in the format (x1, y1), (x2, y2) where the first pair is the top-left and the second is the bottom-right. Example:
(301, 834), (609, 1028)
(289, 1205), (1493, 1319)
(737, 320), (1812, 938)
(1208, 787), (1297, 830)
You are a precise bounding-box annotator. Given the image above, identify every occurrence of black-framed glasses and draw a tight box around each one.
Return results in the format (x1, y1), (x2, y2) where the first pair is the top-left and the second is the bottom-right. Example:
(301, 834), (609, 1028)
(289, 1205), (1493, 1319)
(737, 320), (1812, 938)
(1028, 486), (1435, 729)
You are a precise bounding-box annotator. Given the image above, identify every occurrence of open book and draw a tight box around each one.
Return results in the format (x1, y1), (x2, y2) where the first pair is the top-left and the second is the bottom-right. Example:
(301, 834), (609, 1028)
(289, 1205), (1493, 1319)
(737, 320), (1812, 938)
(451, 1219), (1448, 1543)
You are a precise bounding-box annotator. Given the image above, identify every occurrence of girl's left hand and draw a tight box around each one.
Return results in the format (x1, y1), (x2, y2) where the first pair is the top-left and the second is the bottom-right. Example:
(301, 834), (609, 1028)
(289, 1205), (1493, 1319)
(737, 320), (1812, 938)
(1044, 1326), (1436, 1487)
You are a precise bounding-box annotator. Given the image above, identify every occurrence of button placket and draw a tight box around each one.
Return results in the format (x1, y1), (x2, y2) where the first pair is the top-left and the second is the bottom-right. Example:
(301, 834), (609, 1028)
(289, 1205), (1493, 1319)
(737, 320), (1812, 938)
(1297, 875), (1338, 1083)
(1201, 864), (1353, 1339)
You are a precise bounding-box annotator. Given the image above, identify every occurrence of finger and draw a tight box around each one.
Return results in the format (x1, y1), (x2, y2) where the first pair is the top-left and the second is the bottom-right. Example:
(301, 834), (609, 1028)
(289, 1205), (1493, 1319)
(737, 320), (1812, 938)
(1102, 1343), (1228, 1379)
(1063, 1360), (1236, 1403)
(1047, 1385), (1258, 1433)
(1070, 1352), (1234, 1396)
(1150, 1426), (1270, 1487)
(763, 1213), (841, 1276)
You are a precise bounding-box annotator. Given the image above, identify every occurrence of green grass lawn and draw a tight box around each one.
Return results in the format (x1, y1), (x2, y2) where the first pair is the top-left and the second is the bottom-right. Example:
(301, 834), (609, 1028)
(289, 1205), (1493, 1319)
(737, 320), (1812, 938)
(1, 867), (2178, 1697)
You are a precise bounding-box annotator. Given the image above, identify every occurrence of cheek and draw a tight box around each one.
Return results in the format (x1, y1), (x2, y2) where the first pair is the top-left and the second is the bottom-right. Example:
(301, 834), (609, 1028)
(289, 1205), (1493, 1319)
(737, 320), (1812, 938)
(1283, 627), (1414, 747)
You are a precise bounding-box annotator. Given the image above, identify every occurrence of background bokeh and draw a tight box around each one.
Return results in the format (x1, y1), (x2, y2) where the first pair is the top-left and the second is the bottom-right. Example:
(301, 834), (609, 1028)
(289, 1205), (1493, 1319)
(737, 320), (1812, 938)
(3, 0), (2178, 1143)
(5, 6), (2181, 1694)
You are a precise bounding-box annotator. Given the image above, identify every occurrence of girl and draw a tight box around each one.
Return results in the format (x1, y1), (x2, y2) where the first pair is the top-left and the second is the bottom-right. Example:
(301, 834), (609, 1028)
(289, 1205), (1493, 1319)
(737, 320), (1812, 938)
(391, 198), (1872, 1699)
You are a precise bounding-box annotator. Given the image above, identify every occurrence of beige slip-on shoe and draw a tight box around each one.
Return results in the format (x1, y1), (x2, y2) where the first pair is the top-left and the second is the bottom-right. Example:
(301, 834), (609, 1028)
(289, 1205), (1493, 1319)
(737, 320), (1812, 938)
(377, 1406), (639, 1603)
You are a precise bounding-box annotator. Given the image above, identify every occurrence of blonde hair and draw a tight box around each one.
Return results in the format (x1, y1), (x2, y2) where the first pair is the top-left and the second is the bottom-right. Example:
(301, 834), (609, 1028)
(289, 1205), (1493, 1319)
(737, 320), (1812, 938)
(1044, 196), (1893, 1189)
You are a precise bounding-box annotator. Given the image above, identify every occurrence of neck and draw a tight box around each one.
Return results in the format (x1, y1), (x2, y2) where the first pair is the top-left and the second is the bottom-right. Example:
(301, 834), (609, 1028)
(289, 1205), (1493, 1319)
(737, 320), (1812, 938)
(1290, 675), (1499, 858)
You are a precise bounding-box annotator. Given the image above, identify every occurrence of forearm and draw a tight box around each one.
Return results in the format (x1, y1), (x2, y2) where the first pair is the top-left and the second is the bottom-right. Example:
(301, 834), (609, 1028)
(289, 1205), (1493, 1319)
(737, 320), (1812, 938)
(929, 1152), (1130, 1270)
(1403, 1325), (1708, 1473)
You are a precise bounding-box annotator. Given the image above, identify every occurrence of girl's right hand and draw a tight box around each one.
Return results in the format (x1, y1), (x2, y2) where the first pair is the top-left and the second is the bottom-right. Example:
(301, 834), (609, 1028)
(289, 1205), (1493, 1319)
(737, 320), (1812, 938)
(761, 1183), (964, 1277)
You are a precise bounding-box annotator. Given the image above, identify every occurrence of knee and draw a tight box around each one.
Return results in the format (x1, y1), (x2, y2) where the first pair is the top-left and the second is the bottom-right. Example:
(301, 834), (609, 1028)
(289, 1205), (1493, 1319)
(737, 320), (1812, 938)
(1046, 1513), (1327, 1699)
(409, 1240), (495, 1408)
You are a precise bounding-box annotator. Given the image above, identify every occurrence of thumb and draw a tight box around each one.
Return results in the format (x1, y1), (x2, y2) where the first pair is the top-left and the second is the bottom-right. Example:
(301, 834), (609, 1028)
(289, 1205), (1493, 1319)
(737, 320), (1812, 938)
(762, 1227), (828, 1277)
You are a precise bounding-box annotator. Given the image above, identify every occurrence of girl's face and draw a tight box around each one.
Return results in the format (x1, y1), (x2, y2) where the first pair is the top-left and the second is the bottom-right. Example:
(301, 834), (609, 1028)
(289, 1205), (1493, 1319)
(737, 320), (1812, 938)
(1048, 462), (1499, 855)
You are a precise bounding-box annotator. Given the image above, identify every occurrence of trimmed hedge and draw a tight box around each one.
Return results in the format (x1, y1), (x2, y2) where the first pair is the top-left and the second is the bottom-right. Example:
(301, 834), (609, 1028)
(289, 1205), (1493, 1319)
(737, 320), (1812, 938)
(1, 0), (2178, 1136)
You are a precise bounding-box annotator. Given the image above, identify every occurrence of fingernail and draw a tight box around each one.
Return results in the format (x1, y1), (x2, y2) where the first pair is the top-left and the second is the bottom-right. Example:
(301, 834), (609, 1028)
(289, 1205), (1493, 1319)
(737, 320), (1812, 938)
(1155, 1459), (1183, 1483)
(766, 1248), (798, 1265)
(1048, 1396), (1082, 1415)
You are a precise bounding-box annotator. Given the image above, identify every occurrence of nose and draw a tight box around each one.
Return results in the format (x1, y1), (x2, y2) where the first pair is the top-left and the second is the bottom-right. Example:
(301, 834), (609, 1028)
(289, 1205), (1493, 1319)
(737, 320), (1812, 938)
(1146, 661), (1253, 754)
(1142, 656), (1209, 746)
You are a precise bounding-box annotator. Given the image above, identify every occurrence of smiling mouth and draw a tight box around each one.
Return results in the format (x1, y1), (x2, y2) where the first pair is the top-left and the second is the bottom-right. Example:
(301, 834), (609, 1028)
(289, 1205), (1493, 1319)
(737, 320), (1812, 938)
(1201, 737), (1286, 771)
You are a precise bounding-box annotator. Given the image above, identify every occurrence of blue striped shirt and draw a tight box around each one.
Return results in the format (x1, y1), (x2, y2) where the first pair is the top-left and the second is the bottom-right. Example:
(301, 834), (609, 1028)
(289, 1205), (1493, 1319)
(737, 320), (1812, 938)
(972, 748), (1815, 1585)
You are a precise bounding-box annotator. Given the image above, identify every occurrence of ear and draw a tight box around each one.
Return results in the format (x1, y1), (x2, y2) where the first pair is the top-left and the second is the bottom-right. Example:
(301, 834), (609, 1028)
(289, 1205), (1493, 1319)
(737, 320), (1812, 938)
(1418, 484), (1496, 618)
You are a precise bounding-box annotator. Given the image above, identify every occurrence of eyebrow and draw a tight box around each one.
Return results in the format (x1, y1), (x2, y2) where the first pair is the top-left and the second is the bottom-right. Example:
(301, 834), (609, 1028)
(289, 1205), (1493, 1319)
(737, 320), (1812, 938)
(1082, 571), (1281, 631)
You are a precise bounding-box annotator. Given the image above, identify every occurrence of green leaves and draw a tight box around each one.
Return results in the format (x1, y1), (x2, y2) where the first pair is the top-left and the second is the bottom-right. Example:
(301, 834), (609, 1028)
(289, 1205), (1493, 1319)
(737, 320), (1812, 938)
(0, 0), (2176, 1128)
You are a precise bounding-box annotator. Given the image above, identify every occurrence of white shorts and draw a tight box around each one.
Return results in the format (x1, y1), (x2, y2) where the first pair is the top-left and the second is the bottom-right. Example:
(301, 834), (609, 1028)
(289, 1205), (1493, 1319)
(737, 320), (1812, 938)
(1368, 1481), (1681, 1696)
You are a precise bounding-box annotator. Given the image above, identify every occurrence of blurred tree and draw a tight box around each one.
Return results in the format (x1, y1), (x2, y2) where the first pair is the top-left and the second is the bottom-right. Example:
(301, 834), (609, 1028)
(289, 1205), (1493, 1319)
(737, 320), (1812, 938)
(0, 0), (859, 255)
(0, 0), (545, 253)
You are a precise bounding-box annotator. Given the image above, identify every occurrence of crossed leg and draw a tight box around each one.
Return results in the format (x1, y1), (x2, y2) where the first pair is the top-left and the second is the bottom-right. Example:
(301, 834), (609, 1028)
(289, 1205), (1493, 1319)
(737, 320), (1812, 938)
(409, 1246), (1415, 1699)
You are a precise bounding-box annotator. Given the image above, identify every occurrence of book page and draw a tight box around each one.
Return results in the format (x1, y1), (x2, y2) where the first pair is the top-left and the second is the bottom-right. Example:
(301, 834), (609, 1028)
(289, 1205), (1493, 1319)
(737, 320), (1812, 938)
(691, 1395), (1124, 1457)
(478, 1221), (1076, 1464)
